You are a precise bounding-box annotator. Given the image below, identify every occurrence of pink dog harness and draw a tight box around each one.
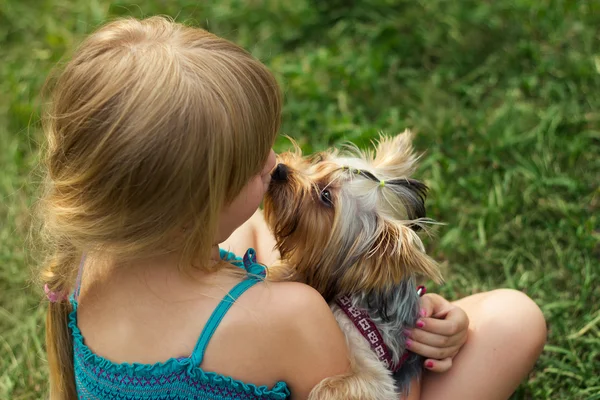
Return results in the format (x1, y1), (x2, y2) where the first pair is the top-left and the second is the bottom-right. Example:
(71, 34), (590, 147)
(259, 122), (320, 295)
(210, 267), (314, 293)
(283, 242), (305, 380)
(335, 286), (426, 373)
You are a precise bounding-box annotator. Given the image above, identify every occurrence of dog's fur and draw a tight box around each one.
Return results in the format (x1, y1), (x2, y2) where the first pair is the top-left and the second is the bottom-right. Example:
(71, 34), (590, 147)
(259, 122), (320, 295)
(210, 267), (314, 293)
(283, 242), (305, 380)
(263, 130), (443, 399)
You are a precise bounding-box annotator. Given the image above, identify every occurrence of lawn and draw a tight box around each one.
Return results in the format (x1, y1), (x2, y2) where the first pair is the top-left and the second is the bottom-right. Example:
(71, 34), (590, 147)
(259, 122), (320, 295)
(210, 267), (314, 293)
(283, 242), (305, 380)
(1, 0), (599, 399)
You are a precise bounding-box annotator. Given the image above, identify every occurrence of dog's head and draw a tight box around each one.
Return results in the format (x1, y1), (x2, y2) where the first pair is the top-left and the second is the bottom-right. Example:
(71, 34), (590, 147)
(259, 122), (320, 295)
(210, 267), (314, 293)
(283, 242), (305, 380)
(264, 130), (442, 302)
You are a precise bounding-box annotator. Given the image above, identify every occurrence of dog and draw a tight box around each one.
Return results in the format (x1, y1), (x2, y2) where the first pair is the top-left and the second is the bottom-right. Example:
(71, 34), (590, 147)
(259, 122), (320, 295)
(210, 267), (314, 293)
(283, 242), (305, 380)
(263, 130), (443, 399)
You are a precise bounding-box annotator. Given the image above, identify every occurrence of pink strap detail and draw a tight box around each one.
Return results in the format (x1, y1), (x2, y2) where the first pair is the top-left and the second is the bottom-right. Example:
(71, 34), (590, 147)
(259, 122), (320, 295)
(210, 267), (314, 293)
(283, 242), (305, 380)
(336, 295), (405, 372)
(44, 284), (68, 303)
(44, 254), (87, 303)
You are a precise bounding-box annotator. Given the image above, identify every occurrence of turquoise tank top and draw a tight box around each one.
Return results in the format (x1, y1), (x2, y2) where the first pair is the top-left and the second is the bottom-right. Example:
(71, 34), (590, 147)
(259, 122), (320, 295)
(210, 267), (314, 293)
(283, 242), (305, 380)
(69, 248), (291, 399)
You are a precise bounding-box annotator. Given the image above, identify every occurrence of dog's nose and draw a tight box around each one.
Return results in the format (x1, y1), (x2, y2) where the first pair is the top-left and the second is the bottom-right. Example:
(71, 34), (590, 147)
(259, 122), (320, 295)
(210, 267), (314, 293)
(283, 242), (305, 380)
(271, 163), (288, 182)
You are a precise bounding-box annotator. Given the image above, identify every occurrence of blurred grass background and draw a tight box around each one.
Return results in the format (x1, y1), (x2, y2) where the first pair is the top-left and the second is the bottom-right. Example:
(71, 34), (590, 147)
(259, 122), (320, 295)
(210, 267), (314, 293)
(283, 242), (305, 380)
(1, 0), (599, 398)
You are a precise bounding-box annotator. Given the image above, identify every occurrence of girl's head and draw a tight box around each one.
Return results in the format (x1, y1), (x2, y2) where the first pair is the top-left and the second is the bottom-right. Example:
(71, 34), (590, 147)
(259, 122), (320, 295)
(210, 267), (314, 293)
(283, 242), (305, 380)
(38, 16), (281, 398)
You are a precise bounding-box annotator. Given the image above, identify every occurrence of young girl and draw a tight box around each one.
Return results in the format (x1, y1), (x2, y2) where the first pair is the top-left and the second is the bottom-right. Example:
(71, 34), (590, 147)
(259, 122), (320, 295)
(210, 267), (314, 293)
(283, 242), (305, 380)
(38, 16), (546, 400)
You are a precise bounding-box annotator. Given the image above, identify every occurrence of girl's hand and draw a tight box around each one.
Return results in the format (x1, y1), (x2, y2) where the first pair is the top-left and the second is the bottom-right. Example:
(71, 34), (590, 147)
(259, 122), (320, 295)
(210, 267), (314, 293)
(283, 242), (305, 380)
(405, 293), (469, 373)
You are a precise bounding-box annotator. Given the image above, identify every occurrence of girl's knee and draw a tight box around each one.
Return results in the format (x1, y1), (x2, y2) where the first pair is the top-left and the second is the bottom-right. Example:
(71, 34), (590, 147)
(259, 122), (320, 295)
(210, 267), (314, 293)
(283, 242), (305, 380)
(479, 289), (547, 356)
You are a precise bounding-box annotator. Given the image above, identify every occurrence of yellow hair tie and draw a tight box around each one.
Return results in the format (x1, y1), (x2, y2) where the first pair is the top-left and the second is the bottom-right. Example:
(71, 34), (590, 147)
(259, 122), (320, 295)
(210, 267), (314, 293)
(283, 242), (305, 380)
(380, 180), (385, 187)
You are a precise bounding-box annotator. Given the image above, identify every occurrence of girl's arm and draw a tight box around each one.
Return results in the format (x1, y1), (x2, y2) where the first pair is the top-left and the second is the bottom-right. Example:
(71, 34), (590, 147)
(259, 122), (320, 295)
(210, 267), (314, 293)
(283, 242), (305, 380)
(272, 283), (351, 399)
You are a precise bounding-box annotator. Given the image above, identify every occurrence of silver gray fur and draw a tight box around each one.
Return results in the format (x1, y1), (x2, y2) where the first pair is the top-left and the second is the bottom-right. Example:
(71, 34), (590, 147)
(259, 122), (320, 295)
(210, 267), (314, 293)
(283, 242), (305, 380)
(352, 278), (423, 393)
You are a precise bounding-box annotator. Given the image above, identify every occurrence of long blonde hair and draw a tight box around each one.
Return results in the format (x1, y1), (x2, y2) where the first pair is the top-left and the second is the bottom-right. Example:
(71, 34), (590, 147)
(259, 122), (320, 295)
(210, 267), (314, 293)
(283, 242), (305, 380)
(37, 16), (281, 399)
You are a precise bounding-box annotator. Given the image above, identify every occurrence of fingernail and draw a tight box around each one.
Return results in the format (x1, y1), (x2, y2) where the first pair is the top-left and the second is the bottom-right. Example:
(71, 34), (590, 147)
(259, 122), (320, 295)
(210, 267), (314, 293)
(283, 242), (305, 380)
(416, 320), (425, 328)
(425, 361), (434, 369)
(405, 339), (412, 348)
(403, 329), (412, 337)
(420, 308), (427, 317)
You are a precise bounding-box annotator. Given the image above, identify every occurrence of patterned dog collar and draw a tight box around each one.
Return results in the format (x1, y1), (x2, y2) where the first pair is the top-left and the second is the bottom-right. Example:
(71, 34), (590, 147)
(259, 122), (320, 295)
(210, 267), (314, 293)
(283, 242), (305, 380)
(335, 295), (409, 372)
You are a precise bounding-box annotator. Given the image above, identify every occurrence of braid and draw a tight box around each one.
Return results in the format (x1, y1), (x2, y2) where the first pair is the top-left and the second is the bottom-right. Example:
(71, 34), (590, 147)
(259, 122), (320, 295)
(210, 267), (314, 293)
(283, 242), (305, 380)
(40, 243), (79, 297)
(40, 242), (79, 399)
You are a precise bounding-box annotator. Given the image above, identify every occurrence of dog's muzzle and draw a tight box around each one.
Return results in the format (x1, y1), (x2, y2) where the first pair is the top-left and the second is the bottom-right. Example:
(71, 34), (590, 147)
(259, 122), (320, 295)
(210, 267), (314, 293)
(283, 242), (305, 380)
(271, 163), (288, 182)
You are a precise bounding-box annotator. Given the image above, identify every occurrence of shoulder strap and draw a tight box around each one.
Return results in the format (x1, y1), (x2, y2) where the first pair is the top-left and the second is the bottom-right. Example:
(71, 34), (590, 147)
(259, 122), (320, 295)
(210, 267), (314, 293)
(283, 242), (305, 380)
(190, 277), (261, 366)
(73, 254), (87, 301)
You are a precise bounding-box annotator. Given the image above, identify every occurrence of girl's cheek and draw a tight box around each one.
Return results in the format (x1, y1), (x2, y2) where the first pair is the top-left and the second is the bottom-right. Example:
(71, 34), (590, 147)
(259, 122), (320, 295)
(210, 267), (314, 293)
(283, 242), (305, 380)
(261, 171), (272, 190)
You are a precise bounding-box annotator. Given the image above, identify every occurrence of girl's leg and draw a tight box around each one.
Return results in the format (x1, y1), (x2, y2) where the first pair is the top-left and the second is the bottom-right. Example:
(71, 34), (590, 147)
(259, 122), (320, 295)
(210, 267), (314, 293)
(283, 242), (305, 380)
(220, 209), (280, 265)
(420, 289), (547, 400)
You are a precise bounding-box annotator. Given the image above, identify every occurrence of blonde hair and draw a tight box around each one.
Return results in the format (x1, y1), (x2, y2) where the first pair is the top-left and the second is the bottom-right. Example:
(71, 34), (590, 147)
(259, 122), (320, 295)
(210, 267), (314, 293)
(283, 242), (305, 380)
(37, 16), (281, 399)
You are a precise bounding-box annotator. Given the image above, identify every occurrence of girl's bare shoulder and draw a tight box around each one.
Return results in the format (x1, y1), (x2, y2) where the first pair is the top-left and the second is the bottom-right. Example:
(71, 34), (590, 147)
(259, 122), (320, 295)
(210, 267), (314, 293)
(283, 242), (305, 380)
(212, 280), (347, 348)
(204, 281), (350, 395)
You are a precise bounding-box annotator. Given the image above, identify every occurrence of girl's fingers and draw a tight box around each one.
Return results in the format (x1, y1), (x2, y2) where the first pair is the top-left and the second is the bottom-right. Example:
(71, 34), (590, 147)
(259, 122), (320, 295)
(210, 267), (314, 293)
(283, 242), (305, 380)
(405, 327), (463, 349)
(434, 306), (469, 332)
(414, 307), (469, 338)
(412, 317), (461, 336)
(423, 357), (453, 373)
(418, 293), (451, 319)
(405, 338), (461, 360)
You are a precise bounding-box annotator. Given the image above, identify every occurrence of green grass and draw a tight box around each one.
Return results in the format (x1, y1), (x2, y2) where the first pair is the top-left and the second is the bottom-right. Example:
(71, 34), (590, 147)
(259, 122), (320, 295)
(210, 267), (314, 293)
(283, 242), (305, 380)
(1, 0), (599, 398)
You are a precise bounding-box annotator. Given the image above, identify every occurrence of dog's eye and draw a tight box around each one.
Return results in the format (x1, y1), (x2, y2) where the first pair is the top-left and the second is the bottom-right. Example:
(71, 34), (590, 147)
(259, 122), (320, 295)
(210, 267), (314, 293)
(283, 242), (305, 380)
(320, 189), (333, 207)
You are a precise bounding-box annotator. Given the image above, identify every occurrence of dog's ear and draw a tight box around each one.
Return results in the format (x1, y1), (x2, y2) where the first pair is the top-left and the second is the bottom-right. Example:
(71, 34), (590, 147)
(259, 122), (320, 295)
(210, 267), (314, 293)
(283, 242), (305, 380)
(338, 219), (442, 295)
(371, 130), (420, 179)
(389, 222), (442, 284)
(370, 220), (442, 286)
(378, 178), (428, 222)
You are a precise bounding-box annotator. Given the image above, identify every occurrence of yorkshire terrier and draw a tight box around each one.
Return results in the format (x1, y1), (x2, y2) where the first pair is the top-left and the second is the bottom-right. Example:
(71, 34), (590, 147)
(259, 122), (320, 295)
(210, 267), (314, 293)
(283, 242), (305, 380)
(263, 130), (443, 399)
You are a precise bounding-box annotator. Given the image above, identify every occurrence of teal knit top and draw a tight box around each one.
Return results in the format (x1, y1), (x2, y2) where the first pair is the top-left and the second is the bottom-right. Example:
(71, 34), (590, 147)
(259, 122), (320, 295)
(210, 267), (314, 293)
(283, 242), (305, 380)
(69, 248), (291, 399)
